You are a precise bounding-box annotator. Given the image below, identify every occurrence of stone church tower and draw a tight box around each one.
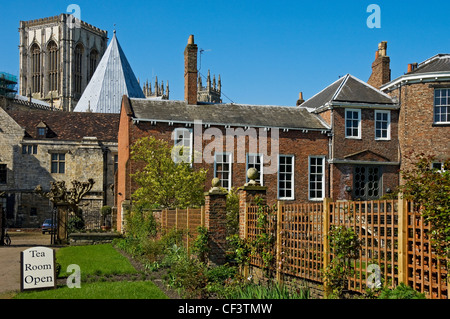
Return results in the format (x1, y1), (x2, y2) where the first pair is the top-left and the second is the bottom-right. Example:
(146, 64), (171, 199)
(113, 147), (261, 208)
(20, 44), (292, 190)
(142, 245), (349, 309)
(19, 14), (108, 111)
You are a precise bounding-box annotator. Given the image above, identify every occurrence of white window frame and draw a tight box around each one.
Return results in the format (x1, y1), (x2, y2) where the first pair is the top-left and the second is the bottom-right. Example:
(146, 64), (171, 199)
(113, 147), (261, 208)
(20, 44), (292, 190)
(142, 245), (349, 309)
(345, 108), (361, 139)
(434, 88), (450, 124)
(308, 156), (325, 201)
(172, 127), (193, 165)
(214, 153), (233, 191)
(246, 153), (264, 185)
(374, 110), (391, 140)
(278, 154), (295, 200)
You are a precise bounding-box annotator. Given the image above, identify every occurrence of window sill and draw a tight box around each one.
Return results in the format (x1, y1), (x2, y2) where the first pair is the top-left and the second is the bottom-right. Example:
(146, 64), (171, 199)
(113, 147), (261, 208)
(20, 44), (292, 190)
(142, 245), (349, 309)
(278, 197), (295, 201)
(345, 137), (362, 140)
(432, 123), (450, 127)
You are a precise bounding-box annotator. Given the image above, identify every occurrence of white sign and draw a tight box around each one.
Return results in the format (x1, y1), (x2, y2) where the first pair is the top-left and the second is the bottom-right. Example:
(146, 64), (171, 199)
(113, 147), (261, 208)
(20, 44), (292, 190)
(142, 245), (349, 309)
(21, 247), (56, 291)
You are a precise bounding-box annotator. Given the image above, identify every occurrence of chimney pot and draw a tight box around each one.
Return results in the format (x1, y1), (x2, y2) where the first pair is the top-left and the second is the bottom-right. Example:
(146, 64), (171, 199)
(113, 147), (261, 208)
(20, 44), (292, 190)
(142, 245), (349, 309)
(188, 34), (194, 45)
(296, 92), (305, 106)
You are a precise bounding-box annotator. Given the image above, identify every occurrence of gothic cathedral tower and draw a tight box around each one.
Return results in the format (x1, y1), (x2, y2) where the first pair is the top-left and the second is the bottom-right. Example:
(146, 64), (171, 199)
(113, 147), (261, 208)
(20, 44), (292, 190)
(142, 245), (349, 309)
(19, 14), (108, 111)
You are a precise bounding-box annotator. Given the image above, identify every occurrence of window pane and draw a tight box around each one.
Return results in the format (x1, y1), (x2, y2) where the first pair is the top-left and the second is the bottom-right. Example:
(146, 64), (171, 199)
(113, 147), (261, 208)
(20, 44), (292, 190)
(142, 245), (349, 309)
(278, 155), (294, 199)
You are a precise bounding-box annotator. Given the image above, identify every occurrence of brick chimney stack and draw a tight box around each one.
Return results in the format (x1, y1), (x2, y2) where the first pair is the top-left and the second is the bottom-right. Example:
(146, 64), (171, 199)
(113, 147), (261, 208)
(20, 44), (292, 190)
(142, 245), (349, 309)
(367, 41), (391, 89)
(184, 34), (198, 105)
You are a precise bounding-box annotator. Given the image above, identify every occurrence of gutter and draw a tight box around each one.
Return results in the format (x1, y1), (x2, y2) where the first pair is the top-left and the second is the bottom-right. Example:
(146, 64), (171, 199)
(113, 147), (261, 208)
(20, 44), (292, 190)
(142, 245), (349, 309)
(381, 71), (450, 92)
(130, 117), (331, 133)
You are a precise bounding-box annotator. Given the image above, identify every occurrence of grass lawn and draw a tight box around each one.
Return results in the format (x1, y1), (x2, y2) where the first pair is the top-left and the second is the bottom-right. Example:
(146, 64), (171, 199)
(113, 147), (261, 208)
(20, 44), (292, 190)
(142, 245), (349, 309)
(13, 244), (168, 299)
(56, 244), (137, 277)
(14, 281), (168, 299)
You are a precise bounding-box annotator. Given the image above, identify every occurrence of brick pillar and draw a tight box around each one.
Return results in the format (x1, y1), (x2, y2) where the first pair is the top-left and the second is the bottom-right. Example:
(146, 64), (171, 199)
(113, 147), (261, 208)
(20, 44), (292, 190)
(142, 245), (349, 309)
(204, 178), (228, 267)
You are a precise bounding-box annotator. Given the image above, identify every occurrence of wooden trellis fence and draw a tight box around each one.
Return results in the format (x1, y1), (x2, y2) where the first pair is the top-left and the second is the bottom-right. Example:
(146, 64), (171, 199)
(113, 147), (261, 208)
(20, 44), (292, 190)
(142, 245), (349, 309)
(244, 198), (448, 299)
(159, 207), (205, 252)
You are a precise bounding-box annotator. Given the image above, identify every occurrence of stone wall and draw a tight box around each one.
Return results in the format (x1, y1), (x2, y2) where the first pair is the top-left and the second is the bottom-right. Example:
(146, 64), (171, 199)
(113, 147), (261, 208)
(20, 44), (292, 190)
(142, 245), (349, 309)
(0, 107), (117, 227)
(68, 232), (122, 246)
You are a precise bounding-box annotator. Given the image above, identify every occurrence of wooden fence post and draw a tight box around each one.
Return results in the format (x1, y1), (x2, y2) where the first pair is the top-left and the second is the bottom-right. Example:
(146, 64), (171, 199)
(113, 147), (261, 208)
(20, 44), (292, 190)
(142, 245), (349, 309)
(398, 193), (408, 285)
(186, 207), (190, 254)
(276, 201), (283, 284)
(243, 201), (249, 279)
(201, 206), (205, 227)
(323, 198), (331, 296)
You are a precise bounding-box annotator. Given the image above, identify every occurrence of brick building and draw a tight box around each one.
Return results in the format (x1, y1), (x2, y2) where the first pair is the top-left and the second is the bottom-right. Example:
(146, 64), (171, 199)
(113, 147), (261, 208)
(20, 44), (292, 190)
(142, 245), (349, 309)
(300, 73), (400, 200)
(0, 102), (119, 228)
(115, 35), (331, 232)
(380, 54), (450, 174)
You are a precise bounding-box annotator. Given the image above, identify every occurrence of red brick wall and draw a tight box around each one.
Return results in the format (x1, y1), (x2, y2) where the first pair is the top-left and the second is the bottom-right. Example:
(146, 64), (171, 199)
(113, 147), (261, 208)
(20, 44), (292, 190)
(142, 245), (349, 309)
(184, 38), (198, 105)
(388, 82), (450, 175)
(320, 107), (400, 200)
(331, 107), (399, 162)
(120, 119), (329, 207)
(368, 56), (391, 90)
(330, 163), (399, 200)
(116, 100), (132, 231)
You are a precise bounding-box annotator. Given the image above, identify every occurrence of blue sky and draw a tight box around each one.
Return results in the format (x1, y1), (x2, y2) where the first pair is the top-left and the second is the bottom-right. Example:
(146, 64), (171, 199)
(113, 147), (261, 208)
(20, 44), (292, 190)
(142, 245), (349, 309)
(1, 0), (449, 106)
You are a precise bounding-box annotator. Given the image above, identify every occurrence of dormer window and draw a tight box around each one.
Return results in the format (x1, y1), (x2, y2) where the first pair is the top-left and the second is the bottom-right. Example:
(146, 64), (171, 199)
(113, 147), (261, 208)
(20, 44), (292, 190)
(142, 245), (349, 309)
(37, 127), (46, 137)
(36, 122), (47, 138)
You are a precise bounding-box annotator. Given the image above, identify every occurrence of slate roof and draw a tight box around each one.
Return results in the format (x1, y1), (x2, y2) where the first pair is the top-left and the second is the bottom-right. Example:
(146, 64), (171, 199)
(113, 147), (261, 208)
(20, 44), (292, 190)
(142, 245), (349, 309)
(408, 54), (450, 75)
(300, 74), (396, 110)
(127, 98), (330, 131)
(6, 109), (119, 141)
(74, 32), (145, 114)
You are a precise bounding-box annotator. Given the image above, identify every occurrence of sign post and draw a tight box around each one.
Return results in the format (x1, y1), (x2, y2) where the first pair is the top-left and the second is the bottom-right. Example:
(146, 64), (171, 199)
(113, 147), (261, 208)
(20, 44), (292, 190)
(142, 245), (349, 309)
(20, 247), (56, 291)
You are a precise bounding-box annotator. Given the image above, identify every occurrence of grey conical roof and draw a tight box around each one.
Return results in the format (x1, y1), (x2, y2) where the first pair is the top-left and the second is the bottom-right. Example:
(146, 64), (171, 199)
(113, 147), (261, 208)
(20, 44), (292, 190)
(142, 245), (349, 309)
(74, 31), (145, 113)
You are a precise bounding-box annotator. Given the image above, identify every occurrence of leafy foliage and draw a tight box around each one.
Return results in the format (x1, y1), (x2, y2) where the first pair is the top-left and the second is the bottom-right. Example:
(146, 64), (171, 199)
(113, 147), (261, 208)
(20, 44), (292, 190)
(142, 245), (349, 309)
(130, 136), (207, 209)
(192, 226), (210, 263)
(379, 283), (426, 299)
(400, 153), (450, 260)
(323, 225), (361, 298)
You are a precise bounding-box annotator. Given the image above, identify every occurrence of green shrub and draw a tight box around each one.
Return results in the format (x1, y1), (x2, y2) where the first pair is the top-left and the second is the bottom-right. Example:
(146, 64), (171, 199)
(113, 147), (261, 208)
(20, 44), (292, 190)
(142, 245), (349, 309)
(192, 226), (209, 263)
(164, 247), (209, 298)
(379, 283), (426, 299)
(67, 214), (85, 234)
(224, 281), (310, 299)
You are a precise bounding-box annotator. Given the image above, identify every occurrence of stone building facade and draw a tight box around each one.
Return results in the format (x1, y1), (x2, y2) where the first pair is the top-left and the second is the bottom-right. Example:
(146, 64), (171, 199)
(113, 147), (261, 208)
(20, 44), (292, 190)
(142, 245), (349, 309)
(0, 102), (119, 228)
(19, 14), (108, 112)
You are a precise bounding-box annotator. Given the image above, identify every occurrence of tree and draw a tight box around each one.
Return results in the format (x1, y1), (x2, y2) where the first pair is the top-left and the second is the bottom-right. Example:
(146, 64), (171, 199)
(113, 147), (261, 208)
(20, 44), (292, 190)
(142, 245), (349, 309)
(35, 179), (95, 215)
(400, 153), (450, 261)
(130, 136), (207, 209)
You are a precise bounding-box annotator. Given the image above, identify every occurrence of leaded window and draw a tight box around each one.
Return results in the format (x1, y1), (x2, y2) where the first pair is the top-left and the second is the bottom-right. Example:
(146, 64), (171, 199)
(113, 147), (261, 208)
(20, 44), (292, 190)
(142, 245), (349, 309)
(31, 43), (41, 94)
(48, 41), (58, 92)
(354, 166), (381, 200)
(74, 44), (84, 94)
